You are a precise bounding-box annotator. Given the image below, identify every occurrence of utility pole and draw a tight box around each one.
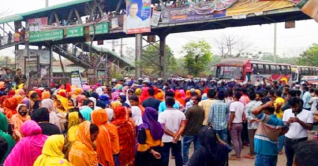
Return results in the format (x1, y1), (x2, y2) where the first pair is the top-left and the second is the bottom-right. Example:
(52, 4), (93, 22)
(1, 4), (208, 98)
(274, 23), (277, 63)
(119, 38), (127, 57)
(45, 0), (49, 7)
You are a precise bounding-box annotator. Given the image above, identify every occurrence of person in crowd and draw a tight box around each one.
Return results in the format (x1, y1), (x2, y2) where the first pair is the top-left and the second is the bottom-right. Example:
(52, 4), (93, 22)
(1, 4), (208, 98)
(119, 95), (131, 108)
(41, 91), (51, 100)
(136, 107), (164, 166)
(3, 95), (22, 119)
(33, 134), (72, 166)
(283, 97), (313, 166)
(56, 95), (69, 113)
(158, 97), (187, 166)
(79, 107), (93, 122)
(3, 68), (13, 92)
(11, 104), (30, 141)
(41, 98), (61, 131)
(0, 137), (8, 164)
(66, 112), (84, 156)
(0, 113), (15, 164)
(129, 95), (143, 126)
(175, 91), (185, 107)
(292, 140), (318, 166)
(183, 95), (204, 164)
(314, 110), (318, 140)
(4, 120), (48, 166)
(199, 89), (217, 126)
(14, 68), (27, 88)
(69, 121), (99, 166)
(228, 92), (245, 160)
(158, 91), (180, 113)
(273, 90), (285, 154)
(243, 91), (262, 159)
(112, 106), (135, 166)
(76, 95), (86, 108)
(252, 102), (288, 166)
(187, 126), (231, 166)
(208, 91), (229, 143)
(309, 89), (318, 114)
(91, 109), (115, 166)
(142, 88), (162, 111)
(302, 86), (311, 110)
(31, 107), (60, 136)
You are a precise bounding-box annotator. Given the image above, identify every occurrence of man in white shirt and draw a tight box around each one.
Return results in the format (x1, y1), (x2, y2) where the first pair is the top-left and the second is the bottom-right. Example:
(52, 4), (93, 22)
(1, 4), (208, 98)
(228, 92), (245, 160)
(158, 97), (187, 166)
(127, 3), (144, 29)
(283, 97), (313, 166)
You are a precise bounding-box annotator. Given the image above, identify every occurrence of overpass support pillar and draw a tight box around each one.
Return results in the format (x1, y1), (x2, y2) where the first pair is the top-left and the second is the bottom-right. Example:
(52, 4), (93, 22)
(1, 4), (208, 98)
(159, 34), (167, 80)
(135, 34), (142, 80)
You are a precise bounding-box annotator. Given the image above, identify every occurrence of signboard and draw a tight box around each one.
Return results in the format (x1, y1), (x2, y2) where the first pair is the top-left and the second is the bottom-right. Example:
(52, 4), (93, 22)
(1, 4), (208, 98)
(29, 29), (63, 42)
(28, 17), (48, 32)
(298, 0), (318, 22)
(71, 71), (82, 88)
(125, 0), (151, 34)
(66, 26), (84, 38)
(29, 49), (50, 65)
(89, 22), (109, 35)
(151, 10), (161, 26)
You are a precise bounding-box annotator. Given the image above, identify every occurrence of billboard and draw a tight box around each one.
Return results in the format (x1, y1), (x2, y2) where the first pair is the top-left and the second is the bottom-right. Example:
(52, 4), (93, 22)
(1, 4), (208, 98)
(28, 17), (48, 32)
(125, 0), (152, 34)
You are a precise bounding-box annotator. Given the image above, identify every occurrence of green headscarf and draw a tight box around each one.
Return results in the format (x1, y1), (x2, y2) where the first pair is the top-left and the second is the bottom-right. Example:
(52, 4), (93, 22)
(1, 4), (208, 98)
(0, 113), (15, 164)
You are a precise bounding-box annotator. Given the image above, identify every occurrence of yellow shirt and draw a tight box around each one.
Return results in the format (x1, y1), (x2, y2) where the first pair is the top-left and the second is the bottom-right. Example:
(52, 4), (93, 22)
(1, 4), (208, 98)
(199, 99), (217, 125)
(274, 97), (285, 119)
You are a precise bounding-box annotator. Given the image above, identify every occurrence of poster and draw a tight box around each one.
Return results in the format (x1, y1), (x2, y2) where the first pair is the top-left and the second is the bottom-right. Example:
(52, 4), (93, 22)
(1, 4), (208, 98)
(125, 0), (152, 34)
(298, 0), (318, 22)
(29, 49), (50, 65)
(151, 10), (161, 26)
(28, 17), (48, 32)
(71, 71), (82, 88)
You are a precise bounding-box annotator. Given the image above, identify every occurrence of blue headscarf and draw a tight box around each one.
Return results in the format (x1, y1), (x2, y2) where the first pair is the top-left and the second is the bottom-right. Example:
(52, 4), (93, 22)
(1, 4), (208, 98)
(80, 107), (93, 121)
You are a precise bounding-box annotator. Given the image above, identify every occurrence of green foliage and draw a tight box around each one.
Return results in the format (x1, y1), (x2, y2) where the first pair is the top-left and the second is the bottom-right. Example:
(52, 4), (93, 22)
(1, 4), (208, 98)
(182, 40), (212, 76)
(297, 44), (318, 66)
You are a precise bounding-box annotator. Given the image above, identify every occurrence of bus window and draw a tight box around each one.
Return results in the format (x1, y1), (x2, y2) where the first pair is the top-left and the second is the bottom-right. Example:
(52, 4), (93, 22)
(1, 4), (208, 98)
(282, 66), (288, 74)
(287, 66), (291, 74)
(257, 64), (264, 74)
(278, 65), (282, 74)
(271, 65), (277, 73)
(216, 66), (243, 80)
(264, 64), (270, 74)
(252, 64), (258, 74)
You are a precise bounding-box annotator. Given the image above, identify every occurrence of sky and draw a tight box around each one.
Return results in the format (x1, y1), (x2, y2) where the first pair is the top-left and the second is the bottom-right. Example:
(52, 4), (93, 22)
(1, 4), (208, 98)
(1, 0), (318, 58)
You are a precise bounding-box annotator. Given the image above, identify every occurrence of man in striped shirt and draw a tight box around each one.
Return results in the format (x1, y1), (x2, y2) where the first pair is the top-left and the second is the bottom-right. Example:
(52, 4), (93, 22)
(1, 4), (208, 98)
(252, 102), (289, 166)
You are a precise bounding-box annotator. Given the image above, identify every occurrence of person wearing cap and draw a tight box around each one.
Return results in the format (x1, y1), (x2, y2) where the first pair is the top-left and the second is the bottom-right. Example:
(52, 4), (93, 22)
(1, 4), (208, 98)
(14, 68), (27, 89)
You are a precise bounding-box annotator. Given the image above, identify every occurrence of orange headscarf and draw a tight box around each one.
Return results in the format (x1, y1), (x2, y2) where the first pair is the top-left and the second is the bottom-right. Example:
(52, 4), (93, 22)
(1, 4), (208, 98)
(69, 121), (98, 166)
(155, 89), (164, 101)
(195, 89), (202, 96)
(185, 90), (191, 99)
(110, 101), (122, 110)
(175, 91), (185, 107)
(41, 91), (51, 100)
(3, 96), (23, 119)
(71, 88), (82, 99)
(92, 109), (119, 166)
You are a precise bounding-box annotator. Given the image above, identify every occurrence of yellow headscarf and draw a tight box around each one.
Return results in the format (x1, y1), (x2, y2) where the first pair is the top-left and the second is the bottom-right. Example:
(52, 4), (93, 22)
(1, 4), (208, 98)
(71, 88), (82, 99)
(67, 112), (80, 156)
(33, 134), (72, 166)
(56, 95), (69, 113)
(135, 88), (142, 96)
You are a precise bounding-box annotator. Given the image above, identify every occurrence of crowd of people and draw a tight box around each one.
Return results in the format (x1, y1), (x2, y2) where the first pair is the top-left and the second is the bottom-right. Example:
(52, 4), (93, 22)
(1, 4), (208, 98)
(0, 76), (317, 166)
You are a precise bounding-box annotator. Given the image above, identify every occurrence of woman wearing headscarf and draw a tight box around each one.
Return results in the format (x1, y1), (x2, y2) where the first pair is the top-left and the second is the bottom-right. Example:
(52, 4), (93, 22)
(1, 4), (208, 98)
(66, 112), (83, 157)
(33, 134), (72, 166)
(139, 87), (149, 104)
(69, 121), (99, 166)
(136, 107), (164, 166)
(11, 104), (30, 141)
(92, 109), (120, 166)
(79, 107), (93, 122)
(76, 94), (86, 108)
(29, 91), (41, 112)
(155, 89), (165, 101)
(31, 107), (60, 136)
(99, 94), (110, 106)
(119, 95), (130, 108)
(41, 91), (51, 100)
(112, 106), (135, 166)
(3, 95), (22, 119)
(55, 95), (68, 132)
(41, 98), (61, 131)
(0, 113), (15, 164)
(71, 88), (82, 99)
(187, 126), (230, 166)
(4, 120), (48, 166)
(175, 91), (185, 107)
(91, 92), (105, 108)
(7, 90), (15, 98)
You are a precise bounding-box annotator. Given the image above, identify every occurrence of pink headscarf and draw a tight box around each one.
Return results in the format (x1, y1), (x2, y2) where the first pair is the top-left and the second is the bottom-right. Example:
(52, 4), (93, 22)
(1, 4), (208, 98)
(41, 98), (61, 131)
(4, 120), (48, 166)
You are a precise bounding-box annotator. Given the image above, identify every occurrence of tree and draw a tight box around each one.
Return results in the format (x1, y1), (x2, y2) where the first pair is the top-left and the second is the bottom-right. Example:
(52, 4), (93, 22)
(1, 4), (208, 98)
(214, 33), (252, 58)
(182, 40), (212, 76)
(297, 44), (318, 66)
(139, 43), (176, 77)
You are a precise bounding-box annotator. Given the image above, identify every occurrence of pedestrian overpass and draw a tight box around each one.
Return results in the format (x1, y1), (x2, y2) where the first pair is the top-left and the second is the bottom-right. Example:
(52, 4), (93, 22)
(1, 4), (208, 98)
(0, 0), (311, 80)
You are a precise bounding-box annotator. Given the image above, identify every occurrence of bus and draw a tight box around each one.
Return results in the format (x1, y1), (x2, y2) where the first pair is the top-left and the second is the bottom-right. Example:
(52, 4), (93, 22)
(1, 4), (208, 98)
(291, 65), (318, 84)
(211, 58), (292, 84)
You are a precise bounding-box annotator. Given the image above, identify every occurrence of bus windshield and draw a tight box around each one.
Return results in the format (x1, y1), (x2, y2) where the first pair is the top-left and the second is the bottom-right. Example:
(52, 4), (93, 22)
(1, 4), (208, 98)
(216, 66), (243, 80)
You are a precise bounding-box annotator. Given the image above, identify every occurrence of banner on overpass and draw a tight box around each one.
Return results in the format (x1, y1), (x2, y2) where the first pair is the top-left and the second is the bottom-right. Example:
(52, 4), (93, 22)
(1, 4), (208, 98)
(29, 29), (63, 43)
(298, 0), (318, 22)
(125, 0), (151, 34)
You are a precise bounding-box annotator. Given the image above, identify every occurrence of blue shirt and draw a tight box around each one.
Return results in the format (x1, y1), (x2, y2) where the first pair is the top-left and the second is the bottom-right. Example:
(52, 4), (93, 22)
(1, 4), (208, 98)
(302, 91), (311, 109)
(254, 113), (286, 156)
(208, 100), (229, 130)
(158, 101), (179, 113)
